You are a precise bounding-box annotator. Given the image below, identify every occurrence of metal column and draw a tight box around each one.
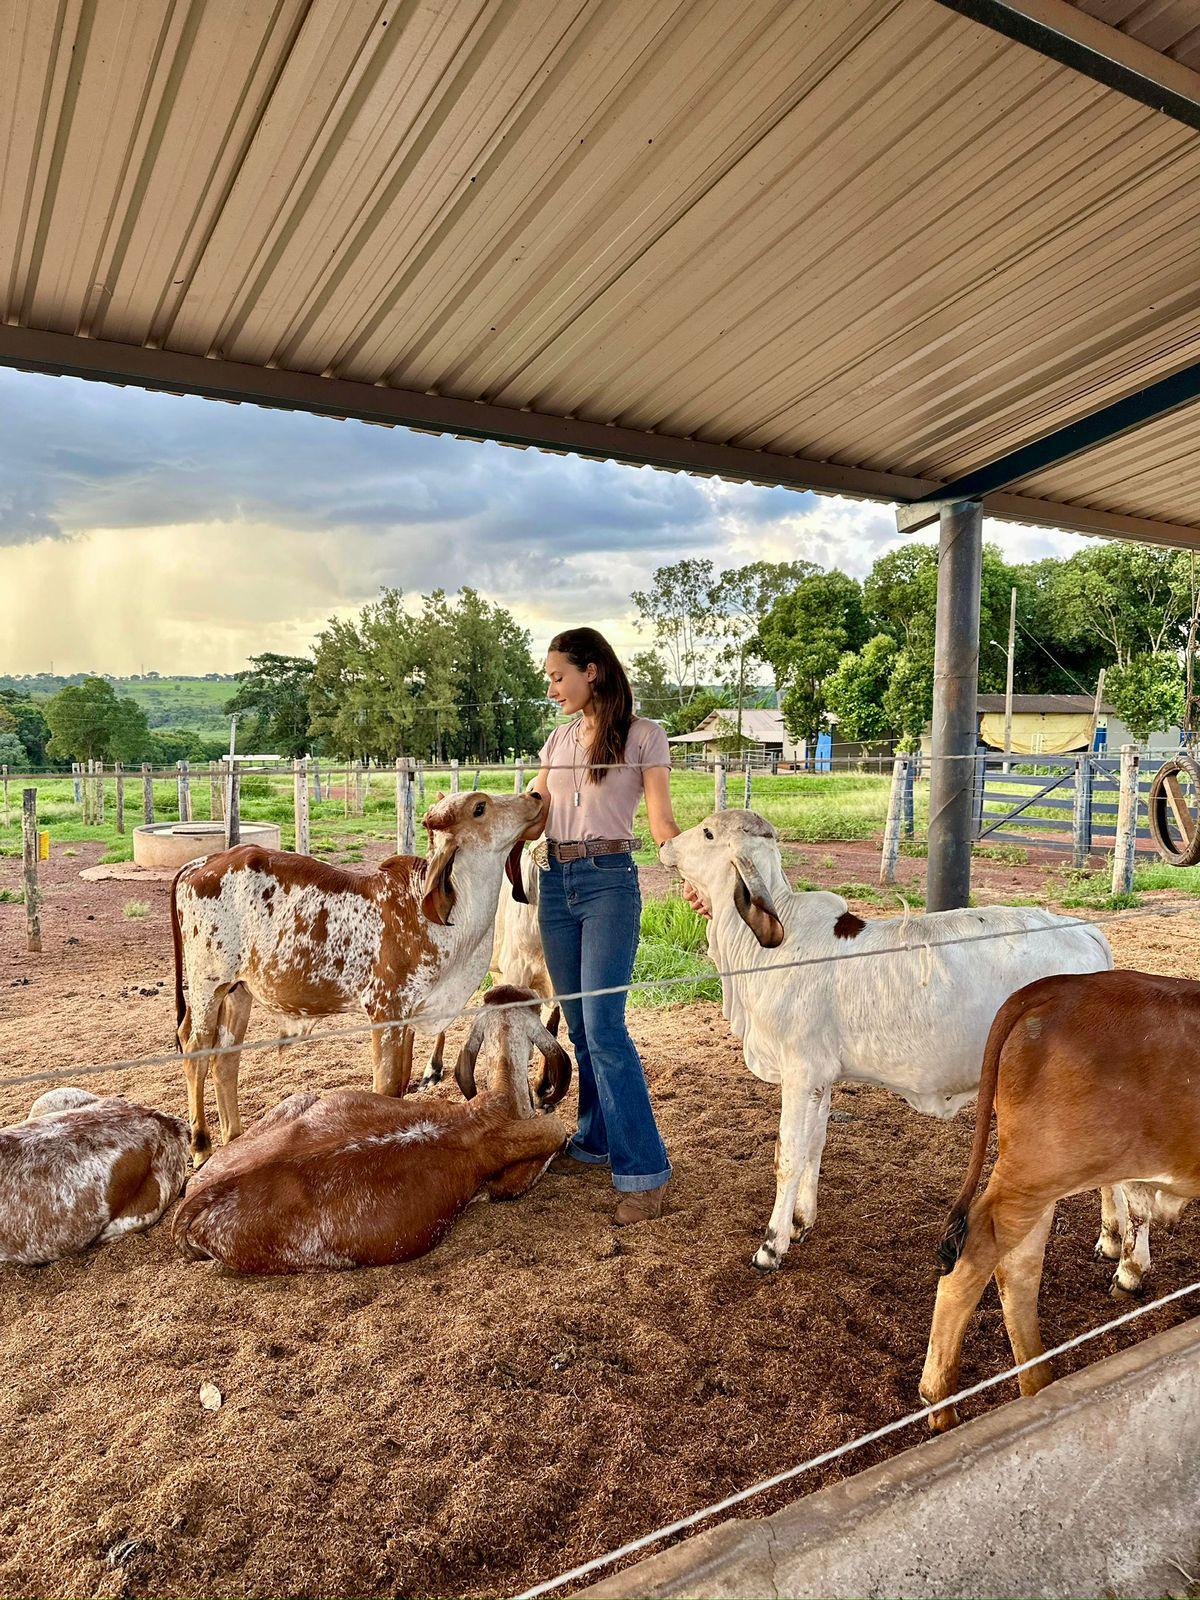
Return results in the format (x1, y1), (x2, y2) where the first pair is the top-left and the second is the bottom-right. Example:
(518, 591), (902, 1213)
(927, 499), (982, 912)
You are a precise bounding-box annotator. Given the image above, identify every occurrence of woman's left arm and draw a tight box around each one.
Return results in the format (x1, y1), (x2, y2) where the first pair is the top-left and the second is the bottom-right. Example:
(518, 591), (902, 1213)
(643, 766), (709, 916)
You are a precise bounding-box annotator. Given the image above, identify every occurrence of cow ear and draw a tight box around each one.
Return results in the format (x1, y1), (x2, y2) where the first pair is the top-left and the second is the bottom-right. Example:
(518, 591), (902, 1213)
(732, 862), (785, 949)
(421, 834), (457, 925)
(436, 790), (446, 801)
(506, 842), (528, 903)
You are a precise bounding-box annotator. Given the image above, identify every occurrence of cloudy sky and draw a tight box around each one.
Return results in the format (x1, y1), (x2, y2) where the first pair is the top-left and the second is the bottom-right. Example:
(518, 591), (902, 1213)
(0, 367), (1093, 677)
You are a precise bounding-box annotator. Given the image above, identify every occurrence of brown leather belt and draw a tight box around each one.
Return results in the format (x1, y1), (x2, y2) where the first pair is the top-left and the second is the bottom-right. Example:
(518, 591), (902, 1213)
(533, 837), (640, 867)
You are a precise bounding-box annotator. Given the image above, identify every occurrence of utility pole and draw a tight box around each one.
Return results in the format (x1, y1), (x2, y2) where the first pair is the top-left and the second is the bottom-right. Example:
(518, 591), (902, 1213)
(1003, 585), (1016, 771)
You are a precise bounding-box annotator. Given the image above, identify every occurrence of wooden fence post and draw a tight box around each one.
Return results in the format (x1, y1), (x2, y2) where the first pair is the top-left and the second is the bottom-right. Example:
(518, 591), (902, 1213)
(714, 758), (727, 812)
(72, 762), (82, 807)
(514, 757), (524, 794)
(880, 755), (907, 885)
(142, 763), (154, 823)
(23, 788), (41, 952)
(450, 759), (461, 794)
(402, 760), (416, 854)
(95, 760), (104, 824)
(1111, 744), (1140, 896)
(1072, 754), (1093, 869)
(294, 758), (310, 854)
(226, 761), (241, 848)
(82, 759), (92, 825)
(209, 761), (223, 821)
(354, 760), (364, 816)
(2, 765), (8, 828)
(743, 755), (752, 810)
(115, 763), (124, 834)
(311, 757), (322, 806)
(177, 760), (191, 823)
(401, 758), (412, 857)
(902, 758), (915, 838)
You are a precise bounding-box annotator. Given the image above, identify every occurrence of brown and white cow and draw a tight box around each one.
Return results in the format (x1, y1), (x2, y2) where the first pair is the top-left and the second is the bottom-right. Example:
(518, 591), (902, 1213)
(171, 789), (548, 1165)
(173, 987), (570, 1274)
(1, 1087), (189, 1265)
(920, 968), (1200, 1431)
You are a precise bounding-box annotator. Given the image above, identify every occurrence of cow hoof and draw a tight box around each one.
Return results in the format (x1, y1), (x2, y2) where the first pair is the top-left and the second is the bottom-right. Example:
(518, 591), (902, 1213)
(1110, 1273), (1144, 1301)
(751, 1245), (781, 1272)
(926, 1403), (959, 1433)
(1094, 1235), (1120, 1262)
(790, 1221), (812, 1243)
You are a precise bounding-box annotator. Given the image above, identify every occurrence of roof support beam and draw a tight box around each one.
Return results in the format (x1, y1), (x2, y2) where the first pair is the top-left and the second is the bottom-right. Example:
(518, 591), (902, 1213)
(933, 0), (1200, 132)
(897, 358), (1200, 534)
(0, 324), (928, 503)
(3, 322), (1200, 550)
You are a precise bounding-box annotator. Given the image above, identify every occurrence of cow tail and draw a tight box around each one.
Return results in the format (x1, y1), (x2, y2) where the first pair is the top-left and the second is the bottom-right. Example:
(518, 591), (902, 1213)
(171, 866), (187, 1052)
(938, 996), (1019, 1273)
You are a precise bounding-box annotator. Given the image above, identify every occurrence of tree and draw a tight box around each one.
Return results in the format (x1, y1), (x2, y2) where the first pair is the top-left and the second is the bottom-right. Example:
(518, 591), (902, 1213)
(1044, 546), (1191, 669)
(825, 634), (900, 744)
(1105, 653), (1185, 741)
(630, 558), (718, 704)
(0, 696), (50, 767)
(881, 649), (934, 748)
(224, 654), (315, 758)
(662, 688), (733, 738)
(756, 571), (868, 750)
(0, 731), (25, 767)
(629, 649), (674, 718)
(43, 678), (150, 763)
(710, 560), (816, 737)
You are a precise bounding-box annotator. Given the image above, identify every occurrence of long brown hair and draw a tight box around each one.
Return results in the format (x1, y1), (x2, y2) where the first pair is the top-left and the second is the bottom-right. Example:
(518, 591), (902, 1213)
(549, 627), (633, 785)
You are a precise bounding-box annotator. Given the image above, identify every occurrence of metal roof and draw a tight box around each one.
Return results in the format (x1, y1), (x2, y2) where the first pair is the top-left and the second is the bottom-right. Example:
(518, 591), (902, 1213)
(976, 693), (1115, 715)
(3, 0), (1200, 544)
(668, 709), (788, 745)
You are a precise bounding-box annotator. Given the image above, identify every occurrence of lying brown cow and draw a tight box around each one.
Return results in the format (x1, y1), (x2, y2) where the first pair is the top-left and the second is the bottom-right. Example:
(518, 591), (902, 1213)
(173, 988), (570, 1274)
(920, 968), (1200, 1430)
(1, 1087), (188, 1265)
(171, 789), (547, 1165)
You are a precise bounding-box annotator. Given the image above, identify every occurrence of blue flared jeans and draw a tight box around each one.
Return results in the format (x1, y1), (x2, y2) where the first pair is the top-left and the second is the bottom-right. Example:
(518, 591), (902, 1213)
(537, 855), (671, 1192)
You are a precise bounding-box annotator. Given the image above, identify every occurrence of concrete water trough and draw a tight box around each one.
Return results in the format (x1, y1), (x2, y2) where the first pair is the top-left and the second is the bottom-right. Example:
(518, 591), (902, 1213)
(132, 821), (281, 870)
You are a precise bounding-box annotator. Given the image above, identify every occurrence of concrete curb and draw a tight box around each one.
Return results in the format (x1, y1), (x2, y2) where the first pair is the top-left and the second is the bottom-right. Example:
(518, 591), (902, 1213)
(583, 1315), (1200, 1599)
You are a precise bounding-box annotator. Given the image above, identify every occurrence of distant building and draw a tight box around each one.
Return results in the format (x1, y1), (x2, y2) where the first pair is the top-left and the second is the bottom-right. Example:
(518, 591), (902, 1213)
(920, 693), (1183, 756)
(668, 708), (801, 765)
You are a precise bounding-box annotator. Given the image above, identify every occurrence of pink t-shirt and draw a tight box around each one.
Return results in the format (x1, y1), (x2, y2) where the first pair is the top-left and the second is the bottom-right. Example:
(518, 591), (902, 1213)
(539, 717), (671, 842)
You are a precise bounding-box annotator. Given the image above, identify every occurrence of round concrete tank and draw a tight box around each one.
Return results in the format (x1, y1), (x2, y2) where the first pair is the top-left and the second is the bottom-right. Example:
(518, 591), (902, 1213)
(132, 821), (281, 870)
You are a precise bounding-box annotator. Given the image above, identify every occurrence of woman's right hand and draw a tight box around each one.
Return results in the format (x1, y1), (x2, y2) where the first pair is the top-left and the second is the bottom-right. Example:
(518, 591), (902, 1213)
(682, 881), (711, 919)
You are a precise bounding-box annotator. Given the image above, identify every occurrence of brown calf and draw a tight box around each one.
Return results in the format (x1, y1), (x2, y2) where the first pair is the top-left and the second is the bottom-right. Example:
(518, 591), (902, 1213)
(1, 1088), (189, 1265)
(171, 789), (547, 1165)
(920, 968), (1200, 1430)
(173, 988), (570, 1274)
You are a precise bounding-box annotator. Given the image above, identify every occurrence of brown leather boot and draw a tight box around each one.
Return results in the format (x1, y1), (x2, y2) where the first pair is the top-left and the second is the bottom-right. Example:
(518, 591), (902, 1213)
(613, 1181), (669, 1227)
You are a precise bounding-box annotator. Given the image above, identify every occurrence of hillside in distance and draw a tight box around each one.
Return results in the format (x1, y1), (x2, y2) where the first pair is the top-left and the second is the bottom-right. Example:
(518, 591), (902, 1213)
(0, 674), (236, 733)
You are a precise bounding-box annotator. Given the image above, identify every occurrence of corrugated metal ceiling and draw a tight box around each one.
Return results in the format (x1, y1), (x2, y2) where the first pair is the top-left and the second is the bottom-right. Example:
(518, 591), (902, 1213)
(2, 0), (1199, 542)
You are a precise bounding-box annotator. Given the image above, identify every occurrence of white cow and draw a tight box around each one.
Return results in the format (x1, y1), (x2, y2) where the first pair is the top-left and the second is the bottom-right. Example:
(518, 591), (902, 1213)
(660, 810), (1115, 1271)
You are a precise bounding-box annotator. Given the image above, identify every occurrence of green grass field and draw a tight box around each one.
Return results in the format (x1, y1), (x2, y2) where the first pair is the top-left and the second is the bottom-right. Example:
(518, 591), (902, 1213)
(0, 767), (900, 865)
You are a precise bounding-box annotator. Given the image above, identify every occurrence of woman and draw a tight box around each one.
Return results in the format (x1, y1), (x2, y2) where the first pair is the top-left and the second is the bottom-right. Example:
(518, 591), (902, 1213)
(532, 627), (700, 1226)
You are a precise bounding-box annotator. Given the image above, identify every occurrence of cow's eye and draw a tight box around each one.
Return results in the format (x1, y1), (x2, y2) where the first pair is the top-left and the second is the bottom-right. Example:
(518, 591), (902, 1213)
(703, 827), (713, 840)
(473, 800), (486, 817)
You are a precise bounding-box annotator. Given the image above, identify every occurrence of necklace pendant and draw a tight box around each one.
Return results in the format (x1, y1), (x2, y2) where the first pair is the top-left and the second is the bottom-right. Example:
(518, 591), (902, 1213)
(573, 789), (581, 807)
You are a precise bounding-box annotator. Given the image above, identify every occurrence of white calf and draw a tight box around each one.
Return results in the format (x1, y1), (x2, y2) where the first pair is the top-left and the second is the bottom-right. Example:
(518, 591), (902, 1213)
(660, 811), (1114, 1270)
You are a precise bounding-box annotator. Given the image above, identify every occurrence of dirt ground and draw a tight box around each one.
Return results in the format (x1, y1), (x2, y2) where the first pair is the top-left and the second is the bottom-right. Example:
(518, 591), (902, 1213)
(2, 837), (1200, 1600)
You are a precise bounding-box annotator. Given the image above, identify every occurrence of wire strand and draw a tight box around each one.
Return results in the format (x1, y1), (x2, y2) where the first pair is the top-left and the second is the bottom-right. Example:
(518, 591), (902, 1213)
(1, 894), (1196, 1095)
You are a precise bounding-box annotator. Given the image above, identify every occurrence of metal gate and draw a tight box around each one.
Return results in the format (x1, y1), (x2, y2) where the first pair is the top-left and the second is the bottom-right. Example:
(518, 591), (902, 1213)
(972, 750), (1154, 858)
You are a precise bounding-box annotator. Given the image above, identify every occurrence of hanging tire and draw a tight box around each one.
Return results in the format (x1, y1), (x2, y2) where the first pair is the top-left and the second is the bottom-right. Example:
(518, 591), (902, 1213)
(1147, 752), (1200, 867)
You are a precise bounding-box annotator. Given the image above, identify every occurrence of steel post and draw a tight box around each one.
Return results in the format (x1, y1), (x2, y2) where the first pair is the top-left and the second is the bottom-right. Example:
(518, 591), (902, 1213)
(927, 500), (982, 912)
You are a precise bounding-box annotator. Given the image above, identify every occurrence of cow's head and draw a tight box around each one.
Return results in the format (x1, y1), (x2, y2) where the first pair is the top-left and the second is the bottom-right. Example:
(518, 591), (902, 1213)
(26, 1086), (102, 1121)
(659, 809), (786, 948)
(420, 789), (549, 926)
(453, 986), (571, 1117)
